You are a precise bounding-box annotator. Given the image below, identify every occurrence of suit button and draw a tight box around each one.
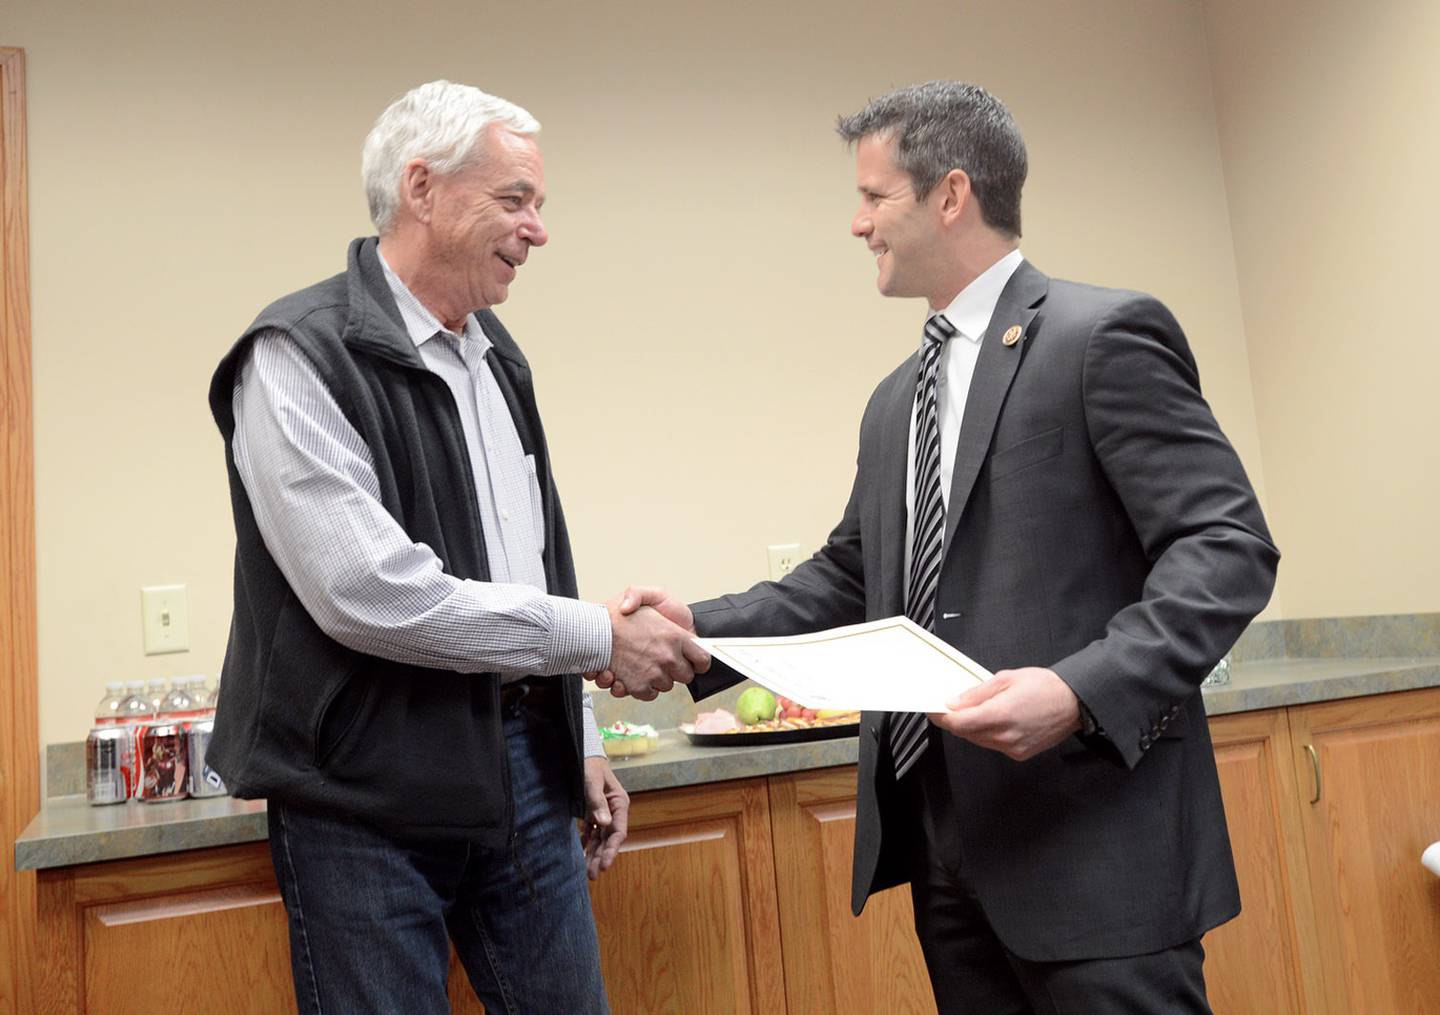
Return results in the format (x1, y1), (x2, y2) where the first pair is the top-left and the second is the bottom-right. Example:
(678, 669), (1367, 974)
(1139, 733), (1152, 750)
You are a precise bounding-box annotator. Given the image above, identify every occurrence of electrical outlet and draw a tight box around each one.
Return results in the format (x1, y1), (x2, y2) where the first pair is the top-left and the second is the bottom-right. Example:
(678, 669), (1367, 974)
(141, 585), (189, 655)
(767, 543), (802, 581)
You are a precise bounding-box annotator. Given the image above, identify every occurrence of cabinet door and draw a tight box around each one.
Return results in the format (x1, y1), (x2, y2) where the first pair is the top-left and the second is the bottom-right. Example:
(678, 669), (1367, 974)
(36, 843), (297, 1015)
(585, 777), (786, 1015)
(1288, 686), (1440, 1014)
(1204, 709), (1326, 1014)
(768, 766), (935, 1015)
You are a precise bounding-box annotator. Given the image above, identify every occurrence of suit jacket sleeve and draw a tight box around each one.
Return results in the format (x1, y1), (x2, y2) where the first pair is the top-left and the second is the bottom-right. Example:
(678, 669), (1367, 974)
(1050, 294), (1279, 769)
(688, 442), (871, 701)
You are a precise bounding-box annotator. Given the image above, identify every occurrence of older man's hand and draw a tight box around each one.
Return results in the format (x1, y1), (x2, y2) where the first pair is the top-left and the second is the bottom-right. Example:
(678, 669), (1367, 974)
(589, 587), (703, 699)
(598, 592), (709, 701)
(581, 756), (629, 880)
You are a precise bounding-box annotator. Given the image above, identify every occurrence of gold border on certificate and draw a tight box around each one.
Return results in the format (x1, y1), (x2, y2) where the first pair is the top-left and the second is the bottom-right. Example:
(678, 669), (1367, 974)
(695, 616), (993, 712)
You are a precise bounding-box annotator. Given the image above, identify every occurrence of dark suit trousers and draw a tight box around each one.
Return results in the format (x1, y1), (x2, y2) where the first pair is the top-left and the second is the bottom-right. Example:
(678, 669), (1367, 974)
(901, 731), (1213, 1015)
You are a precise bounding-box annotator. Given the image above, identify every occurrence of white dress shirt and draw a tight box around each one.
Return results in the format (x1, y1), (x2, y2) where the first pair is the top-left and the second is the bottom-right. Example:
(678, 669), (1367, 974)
(903, 249), (1026, 596)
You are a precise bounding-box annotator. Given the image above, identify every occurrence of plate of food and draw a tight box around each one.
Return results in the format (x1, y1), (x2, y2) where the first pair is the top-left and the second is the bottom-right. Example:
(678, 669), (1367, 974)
(599, 720), (660, 758)
(679, 689), (861, 746)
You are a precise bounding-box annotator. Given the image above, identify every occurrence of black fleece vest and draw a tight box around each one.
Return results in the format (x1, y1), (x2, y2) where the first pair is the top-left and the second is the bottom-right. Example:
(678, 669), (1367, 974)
(206, 237), (585, 840)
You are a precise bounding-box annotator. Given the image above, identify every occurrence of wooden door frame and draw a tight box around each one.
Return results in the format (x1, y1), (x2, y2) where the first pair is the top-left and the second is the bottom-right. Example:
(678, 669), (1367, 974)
(0, 45), (38, 1014)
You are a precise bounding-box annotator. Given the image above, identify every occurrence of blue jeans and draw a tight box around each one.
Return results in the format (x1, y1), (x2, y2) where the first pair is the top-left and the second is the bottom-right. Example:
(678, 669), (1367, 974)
(267, 704), (608, 1015)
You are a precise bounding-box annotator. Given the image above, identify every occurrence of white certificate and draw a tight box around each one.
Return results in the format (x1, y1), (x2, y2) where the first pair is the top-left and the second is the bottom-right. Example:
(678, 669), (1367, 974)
(692, 616), (992, 713)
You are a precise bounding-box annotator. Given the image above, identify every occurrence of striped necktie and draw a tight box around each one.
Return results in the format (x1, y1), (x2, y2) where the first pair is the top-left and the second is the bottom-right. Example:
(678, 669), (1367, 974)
(891, 312), (956, 779)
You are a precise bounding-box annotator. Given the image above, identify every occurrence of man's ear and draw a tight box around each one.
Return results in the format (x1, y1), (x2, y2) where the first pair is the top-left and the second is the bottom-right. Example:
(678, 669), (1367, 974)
(936, 168), (972, 226)
(398, 158), (435, 225)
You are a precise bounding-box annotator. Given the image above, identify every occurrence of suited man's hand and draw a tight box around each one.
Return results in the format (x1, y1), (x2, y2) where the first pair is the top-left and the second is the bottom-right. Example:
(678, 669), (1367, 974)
(589, 587), (703, 698)
(611, 585), (696, 632)
(928, 667), (1082, 761)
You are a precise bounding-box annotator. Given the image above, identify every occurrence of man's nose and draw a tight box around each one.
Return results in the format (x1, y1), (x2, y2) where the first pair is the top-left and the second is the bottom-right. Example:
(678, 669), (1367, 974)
(521, 210), (548, 247)
(851, 211), (871, 238)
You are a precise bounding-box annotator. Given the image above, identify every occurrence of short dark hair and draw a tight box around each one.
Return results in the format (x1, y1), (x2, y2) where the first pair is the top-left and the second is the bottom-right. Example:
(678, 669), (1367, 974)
(837, 81), (1027, 237)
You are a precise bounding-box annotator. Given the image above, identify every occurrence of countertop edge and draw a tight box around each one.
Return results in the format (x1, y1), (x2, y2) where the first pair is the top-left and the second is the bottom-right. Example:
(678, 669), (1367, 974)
(15, 802), (270, 872)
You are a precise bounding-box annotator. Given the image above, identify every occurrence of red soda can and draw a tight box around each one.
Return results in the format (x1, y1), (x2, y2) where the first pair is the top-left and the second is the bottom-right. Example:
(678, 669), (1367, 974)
(138, 722), (189, 802)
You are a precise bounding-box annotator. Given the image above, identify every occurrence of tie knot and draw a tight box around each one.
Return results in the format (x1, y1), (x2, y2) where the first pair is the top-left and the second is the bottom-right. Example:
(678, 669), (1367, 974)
(923, 313), (957, 347)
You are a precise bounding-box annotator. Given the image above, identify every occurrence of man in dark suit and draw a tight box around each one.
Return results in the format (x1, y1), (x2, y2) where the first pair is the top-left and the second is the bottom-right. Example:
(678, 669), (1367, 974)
(603, 81), (1278, 1012)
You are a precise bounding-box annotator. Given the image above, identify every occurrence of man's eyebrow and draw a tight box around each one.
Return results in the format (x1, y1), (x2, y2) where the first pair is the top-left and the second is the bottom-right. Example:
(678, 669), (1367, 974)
(501, 180), (545, 205)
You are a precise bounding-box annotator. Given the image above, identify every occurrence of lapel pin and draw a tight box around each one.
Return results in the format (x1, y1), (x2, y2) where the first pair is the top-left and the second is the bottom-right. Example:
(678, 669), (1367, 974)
(1002, 325), (1023, 347)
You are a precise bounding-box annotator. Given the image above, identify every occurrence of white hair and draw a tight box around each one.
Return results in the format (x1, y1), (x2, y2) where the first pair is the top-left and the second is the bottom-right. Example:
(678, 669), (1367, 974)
(361, 80), (540, 234)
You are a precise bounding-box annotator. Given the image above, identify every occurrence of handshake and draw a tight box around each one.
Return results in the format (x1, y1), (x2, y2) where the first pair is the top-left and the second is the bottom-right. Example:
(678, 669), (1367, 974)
(590, 586), (709, 701)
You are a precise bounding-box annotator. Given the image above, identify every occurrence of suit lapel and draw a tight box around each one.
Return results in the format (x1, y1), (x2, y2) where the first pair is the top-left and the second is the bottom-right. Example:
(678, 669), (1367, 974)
(876, 356), (917, 619)
(941, 261), (1050, 560)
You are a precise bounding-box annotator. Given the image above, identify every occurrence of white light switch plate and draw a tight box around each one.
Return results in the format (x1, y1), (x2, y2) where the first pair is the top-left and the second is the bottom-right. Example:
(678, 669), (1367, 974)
(141, 585), (189, 655)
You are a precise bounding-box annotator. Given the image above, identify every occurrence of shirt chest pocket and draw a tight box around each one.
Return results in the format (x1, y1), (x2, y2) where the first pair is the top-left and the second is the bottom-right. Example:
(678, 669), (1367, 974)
(524, 453), (546, 554)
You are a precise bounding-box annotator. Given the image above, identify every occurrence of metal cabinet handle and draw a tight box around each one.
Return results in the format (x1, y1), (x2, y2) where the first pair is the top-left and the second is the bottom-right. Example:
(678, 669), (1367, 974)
(1305, 744), (1321, 804)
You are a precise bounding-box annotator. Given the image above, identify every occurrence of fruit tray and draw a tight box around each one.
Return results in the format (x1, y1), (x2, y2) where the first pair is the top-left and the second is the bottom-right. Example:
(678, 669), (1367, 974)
(679, 713), (861, 747)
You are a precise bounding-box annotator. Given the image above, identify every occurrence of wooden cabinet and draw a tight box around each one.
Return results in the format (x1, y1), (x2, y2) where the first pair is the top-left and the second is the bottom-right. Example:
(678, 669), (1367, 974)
(35, 845), (296, 1015)
(1205, 708), (1326, 1014)
(1286, 686), (1440, 1014)
(30, 687), (1440, 1014)
(767, 767), (934, 1015)
(585, 778), (786, 1015)
(1205, 687), (1440, 1015)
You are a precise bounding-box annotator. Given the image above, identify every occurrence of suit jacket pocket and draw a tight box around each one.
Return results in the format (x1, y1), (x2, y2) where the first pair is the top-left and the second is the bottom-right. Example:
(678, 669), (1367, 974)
(989, 425), (1063, 482)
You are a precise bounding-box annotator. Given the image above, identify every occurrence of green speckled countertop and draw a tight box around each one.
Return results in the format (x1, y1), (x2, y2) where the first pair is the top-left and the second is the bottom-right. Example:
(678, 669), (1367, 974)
(16, 647), (1440, 873)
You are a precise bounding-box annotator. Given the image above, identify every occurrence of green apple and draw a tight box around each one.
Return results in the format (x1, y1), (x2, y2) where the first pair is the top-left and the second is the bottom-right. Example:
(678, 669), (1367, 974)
(735, 687), (778, 725)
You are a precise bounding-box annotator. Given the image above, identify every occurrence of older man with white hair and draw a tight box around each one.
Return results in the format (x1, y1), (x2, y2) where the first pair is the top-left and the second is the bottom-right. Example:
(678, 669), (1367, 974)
(206, 81), (706, 1014)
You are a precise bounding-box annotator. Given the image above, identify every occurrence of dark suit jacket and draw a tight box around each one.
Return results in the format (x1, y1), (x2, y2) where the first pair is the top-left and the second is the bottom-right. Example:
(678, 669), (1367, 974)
(688, 260), (1279, 962)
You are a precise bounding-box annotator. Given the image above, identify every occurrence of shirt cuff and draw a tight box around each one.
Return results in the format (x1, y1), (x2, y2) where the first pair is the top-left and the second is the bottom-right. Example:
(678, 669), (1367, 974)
(546, 598), (612, 675)
(581, 691), (605, 759)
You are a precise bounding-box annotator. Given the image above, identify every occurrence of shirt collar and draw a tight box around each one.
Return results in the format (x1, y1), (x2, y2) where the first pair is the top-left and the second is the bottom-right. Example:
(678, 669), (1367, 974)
(376, 250), (492, 356)
(929, 248), (1025, 345)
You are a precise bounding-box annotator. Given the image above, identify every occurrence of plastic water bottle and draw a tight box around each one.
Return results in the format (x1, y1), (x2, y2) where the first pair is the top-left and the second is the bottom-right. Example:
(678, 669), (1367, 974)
(118, 681), (155, 725)
(1202, 653), (1233, 688)
(198, 675), (219, 718)
(93, 682), (126, 725)
(185, 676), (213, 716)
(159, 679), (204, 721)
(145, 679), (169, 715)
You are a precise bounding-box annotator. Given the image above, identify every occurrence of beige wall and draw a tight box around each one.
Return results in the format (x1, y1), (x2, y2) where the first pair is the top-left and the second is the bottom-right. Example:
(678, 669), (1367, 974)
(1202, 0), (1440, 619)
(6, 0), (1267, 746)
